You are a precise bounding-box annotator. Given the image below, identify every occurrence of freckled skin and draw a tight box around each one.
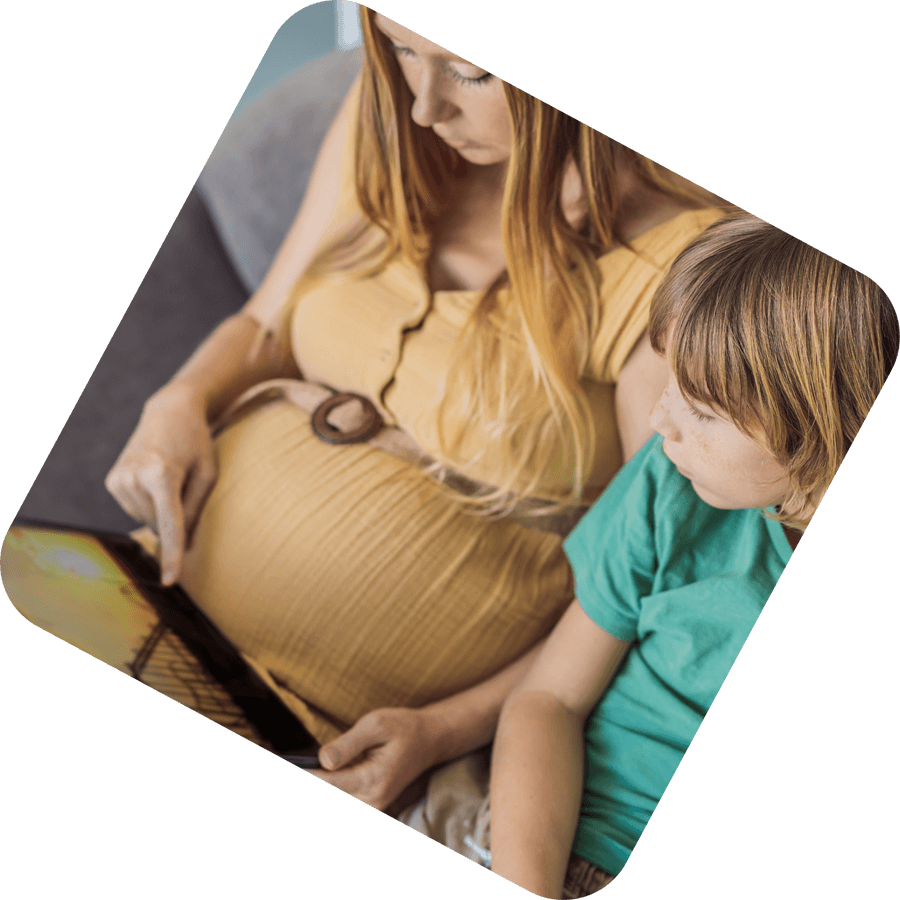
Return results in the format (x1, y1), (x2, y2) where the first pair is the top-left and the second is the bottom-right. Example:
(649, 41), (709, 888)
(374, 17), (800, 518)
(649, 368), (793, 511)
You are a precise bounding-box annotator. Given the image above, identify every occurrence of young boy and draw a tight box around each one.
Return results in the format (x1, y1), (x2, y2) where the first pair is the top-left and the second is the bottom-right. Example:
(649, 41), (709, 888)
(488, 213), (898, 898)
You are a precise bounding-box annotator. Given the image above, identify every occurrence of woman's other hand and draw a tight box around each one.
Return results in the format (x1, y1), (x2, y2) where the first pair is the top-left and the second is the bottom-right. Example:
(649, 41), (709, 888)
(312, 708), (441, 811)
(105, 384), (217, 585)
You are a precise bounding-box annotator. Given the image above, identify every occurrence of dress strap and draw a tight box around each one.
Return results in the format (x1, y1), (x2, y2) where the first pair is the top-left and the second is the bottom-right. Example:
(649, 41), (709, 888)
(214, 379), (587, 537)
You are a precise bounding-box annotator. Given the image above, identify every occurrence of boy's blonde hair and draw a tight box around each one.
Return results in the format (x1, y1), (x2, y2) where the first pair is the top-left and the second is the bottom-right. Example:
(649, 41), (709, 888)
(649, 212), (898, 529)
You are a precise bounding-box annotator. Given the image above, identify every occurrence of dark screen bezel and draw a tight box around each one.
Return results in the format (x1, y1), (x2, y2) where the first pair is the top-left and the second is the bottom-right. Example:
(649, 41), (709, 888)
(9, 517), (320, 761)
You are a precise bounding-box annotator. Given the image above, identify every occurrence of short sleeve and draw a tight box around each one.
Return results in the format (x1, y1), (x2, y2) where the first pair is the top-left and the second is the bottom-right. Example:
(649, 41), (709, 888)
(586, 208), (727, 384)
(563, 437), (662, 641)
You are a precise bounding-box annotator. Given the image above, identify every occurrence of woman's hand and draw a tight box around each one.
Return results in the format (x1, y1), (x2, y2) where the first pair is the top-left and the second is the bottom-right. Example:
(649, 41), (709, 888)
(105, 384), (218, 585)
(311, 642), (548, 811)
(312, 708), (442, 812)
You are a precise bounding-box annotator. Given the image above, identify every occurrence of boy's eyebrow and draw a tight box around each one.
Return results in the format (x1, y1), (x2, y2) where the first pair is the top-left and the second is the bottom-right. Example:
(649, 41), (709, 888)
(684, 394), (720, 417)
(691, 403), (716, 416)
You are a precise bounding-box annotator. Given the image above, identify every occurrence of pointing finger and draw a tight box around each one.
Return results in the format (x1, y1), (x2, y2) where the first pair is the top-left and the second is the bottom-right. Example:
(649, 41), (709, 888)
(146, 469), (186, 585)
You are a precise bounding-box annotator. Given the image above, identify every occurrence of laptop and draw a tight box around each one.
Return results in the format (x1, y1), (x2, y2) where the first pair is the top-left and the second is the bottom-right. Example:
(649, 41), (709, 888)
(1, 518), (320, 766)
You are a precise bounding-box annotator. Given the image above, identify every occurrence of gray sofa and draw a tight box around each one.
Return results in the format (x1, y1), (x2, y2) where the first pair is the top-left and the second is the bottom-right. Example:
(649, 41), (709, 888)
(18, 49), (364, 533)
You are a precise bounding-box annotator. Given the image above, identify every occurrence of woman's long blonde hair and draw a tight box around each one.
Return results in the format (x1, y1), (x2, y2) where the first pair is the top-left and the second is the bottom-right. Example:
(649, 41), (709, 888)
(648, 212), (899, 530)
(289, 6), (710, 508)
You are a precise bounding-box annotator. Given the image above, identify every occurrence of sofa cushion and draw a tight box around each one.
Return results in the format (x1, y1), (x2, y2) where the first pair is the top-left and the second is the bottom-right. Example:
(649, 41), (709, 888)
(197, 48), (364, 292)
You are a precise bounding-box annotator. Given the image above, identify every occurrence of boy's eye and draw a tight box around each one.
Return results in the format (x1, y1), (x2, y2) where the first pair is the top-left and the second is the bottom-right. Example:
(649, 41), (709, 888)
(687, 405), (715, 423)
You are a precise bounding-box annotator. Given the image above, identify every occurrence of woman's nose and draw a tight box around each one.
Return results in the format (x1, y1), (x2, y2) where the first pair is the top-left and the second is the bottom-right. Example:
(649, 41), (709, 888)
(410, 69), (454, 127)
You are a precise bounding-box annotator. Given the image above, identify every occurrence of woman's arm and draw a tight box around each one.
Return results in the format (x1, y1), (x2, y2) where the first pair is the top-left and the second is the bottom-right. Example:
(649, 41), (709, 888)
(157, 315), (296, 422)
(313, 639), (546, 811)
(490, 602), (629, 899)
(614, 331), (668, 462)
(411, 637), (552, 765)
(106, 77), (362, 584)
(146, 71), (364, 414)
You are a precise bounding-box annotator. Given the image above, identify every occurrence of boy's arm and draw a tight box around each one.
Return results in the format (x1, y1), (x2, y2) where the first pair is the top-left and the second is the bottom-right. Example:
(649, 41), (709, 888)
(490, 601), (630, 899)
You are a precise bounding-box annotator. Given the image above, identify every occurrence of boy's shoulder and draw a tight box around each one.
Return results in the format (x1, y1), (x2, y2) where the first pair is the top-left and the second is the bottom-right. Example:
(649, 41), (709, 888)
(564, 436), (709, 642)
(566, 435), (789, 643)
(573, 435), (705, 538)
(611, 434), (694, 498)
(626, 433), (705, 504)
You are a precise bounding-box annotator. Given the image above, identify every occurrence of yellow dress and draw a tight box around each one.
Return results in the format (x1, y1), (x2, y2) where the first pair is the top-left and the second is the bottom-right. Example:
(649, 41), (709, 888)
(180, 86), (726, 743)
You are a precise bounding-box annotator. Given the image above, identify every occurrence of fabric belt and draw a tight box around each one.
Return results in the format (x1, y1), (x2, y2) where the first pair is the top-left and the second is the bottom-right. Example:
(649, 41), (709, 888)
(213, 378), (587, 537)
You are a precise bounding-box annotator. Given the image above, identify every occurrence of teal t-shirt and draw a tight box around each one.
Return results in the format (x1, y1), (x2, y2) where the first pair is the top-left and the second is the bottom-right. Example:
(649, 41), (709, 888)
(563, 435), (793, 875)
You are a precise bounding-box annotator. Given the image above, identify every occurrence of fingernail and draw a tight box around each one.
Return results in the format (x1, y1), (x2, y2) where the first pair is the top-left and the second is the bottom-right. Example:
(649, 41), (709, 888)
(319, 750), (335, 769)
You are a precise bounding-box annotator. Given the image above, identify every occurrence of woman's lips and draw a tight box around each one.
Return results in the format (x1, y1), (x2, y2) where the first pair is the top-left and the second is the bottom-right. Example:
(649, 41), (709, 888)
(437, 133), (481, 150)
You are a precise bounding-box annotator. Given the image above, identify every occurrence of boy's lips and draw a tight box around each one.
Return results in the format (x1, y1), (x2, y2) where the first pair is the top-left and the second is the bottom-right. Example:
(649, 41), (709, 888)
(661, 441), (691, 480)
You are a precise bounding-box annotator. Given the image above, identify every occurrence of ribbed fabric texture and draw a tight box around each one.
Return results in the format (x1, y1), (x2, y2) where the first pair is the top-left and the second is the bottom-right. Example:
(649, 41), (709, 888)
(180, 81), (726, 741)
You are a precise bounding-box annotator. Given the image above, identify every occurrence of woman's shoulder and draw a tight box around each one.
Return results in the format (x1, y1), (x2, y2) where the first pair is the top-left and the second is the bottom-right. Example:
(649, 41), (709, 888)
(661, 174), (729, 218)
(586, 205), (729, 383)
(332, 75), (366, 214)
(615, 163), (728, 242)
(630, 205), (730, 265)
(243, 74), (367, 328)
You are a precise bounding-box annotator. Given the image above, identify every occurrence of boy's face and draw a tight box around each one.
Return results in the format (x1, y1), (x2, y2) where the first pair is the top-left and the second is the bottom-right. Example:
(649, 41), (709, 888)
(649, 361), (792, 512)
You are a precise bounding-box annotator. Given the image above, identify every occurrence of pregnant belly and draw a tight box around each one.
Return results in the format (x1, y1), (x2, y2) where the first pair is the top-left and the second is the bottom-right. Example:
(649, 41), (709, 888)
(179, 399), (572, 742)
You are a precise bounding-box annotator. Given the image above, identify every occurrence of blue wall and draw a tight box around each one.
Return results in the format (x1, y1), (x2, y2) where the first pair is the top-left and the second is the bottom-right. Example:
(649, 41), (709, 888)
(229, 2), (361, 123)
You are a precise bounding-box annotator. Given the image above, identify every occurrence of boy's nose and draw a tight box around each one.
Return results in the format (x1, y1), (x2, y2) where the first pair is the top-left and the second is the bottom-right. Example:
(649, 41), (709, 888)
(648, 399), (665, 435)
(649, 385), (680, 441)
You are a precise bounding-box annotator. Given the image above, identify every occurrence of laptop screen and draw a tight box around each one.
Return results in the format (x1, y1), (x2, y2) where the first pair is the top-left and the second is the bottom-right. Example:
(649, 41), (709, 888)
(2, 523), (317, 759)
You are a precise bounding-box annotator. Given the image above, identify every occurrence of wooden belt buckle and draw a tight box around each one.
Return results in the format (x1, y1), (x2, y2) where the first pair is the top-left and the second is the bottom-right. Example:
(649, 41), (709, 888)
(310, 392), (384, 445)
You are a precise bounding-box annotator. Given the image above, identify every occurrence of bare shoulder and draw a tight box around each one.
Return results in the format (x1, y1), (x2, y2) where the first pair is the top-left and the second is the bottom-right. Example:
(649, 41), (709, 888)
(626, 193), (728, 242)
(620, 165), (730, 243)
(244, 75), (363, 326)
(654, 161), (730, 209)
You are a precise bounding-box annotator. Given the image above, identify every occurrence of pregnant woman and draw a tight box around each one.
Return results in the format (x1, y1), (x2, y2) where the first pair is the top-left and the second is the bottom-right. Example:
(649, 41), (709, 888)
(106, 7), (727, 810)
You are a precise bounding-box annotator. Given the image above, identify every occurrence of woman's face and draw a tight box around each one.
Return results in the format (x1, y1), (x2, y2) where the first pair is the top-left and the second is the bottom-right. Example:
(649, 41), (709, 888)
(373, 15), (512, 166)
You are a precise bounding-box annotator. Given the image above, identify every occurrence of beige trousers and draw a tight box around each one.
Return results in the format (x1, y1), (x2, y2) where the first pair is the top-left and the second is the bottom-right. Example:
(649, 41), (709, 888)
(398, 749), (615, 897)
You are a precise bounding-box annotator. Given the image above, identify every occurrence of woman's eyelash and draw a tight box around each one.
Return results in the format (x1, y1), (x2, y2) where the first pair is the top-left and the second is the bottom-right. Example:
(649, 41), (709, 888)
(390, 43), (492, 87)
(450, 69), (493, 87)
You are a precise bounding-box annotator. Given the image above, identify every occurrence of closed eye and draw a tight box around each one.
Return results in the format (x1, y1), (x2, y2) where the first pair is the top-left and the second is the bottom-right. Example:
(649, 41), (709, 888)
(389, 42), (492, 87)
(687, 404), (715, 423)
